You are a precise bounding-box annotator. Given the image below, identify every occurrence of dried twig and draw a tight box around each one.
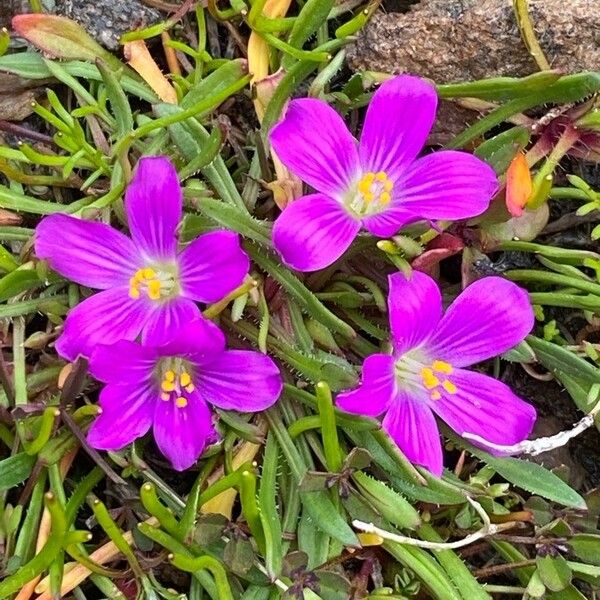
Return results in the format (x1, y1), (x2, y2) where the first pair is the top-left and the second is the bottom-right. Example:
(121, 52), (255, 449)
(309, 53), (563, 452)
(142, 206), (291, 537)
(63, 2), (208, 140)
(353, 497), (516, 551)
(463, 389), (600, 456)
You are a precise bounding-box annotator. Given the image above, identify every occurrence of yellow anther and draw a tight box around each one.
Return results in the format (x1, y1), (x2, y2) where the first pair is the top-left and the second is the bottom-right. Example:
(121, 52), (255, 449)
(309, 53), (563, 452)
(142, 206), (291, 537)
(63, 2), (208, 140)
(147, 279), (162, 300)
(161, 380), (176, 392)
(141, 267), (156, 279)
(356, 170), (394, 210)
(358, 180), (371, 194)
(184, 383), (195, 393)
(161, 392), (170, 401)
(430, 390), (442, 401)
(421, 367), (440, 390)
(175, 397), (188, 408)
(180, 371), (191, 387)
(129, 287), (140, 300)
(442, 380), (457, 394)
(432, 360), (453, 374)
(164, 370), (176, 382)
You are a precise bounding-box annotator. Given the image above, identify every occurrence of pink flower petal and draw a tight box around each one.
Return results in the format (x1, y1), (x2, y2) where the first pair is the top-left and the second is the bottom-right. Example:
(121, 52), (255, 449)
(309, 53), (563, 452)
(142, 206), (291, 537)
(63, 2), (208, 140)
(427, 277), (534, 367)
(359, 75), (437, 181)
(431, 368), (536, 448)
(55, 288), (153, 361)
(361, 204), (416, 238)
(89, 340), (157, 385)
(270, 98), (359, 198)
(153, 391), (217, 471)
(196, 350), (282, 412)
(35, 214), (141, 289)
(179, 230), (249, 303)
(87, 383), (154, 450)
(336, 354), (395, 417)
(388, 271), (442, 355)
(383, 394), (444, 476)
(395, 151), (497, 221)
(272, 194), (361, 271)
(140, 297), (202, 347)
(159, 318), (226, 360)
(125, 156), (182, 261)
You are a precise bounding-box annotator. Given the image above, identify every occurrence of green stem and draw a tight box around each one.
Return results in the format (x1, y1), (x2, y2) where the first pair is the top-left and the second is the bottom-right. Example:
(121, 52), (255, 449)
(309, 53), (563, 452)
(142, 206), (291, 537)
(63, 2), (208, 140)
(88, 495), (144, 579)
(505, 269), (600, 296)
(12, 317), (27, 406)
(0, 493), (67, 598)
(169, 553), (234, 600)
(512, 0), (551, 71)
(17, 407), (60, 455)
(140, 482), (181, 539)
(316, 381), (343, 472)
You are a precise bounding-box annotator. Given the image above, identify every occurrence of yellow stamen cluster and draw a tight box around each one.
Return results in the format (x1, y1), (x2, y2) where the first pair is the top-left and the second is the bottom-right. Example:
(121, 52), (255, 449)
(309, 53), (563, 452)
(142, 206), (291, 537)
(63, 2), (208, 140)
(420, 360), (457, 401)
(129, 267), (163, 300)
(159, 369), (195, 408)
(357, 171), (393, 206)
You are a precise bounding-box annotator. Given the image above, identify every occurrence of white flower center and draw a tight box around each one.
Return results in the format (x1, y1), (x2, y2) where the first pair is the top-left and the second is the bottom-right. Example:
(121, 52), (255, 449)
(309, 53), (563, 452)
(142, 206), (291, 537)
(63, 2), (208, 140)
(129, 265), (179, 301)
(395, 355), (458, 402)
(346, 170), (394, 216)
(156, 358), (195, 409)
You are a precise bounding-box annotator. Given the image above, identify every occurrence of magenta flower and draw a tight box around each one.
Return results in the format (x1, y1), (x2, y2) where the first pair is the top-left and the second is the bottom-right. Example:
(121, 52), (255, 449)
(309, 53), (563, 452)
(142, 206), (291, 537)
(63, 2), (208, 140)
(336, 271), (537, 476)
(269, 75), (498, 271)
(87, 318), (282, 470)
(35, 156), (249, 361)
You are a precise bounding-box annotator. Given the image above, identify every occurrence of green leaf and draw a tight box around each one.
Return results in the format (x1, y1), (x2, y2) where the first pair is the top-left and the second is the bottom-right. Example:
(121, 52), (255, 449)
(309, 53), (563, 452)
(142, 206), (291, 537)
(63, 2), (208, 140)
(438, 71), (563, 101)
(297, 509), (329, 568)
(0, 269), (44, 302)
(0, 244), (19, 272)
(477, 454), (586, 509)
(474, 126), (530, 175)
(0, 53), (156, 101)
(282, 0), (334, 69)
(569, 534), (600, 566)
(258, 432), (283, 578)
(556, 371), (599, 415)
(353, 471), (421, 530)
(536, 555), (572, 592)
(547, 585), (588, 600)
(316, 571), (351, 600)
(448, 72), (600, 148)
(223, 537), (255, 576)
(0, 453), (35, 491)
(180, 59), (248, 109)
(96, 60), (134, 139)
(418, 523), (492, 600)
(527, 336), (600, 383)
(501, 340), (536, 363)
(197, 199), (271, 246)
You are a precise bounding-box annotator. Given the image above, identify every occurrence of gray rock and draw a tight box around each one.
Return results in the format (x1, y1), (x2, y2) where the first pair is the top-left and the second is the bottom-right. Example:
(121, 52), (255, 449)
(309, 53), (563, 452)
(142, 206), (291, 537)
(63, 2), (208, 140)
(348, 0), (600, 82)
(54, 0), (162, 50)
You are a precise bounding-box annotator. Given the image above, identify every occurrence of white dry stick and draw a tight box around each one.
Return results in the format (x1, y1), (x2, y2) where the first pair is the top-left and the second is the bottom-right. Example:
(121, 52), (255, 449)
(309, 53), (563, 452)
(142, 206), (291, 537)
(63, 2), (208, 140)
(353, 497), (516, 551)
(463, 385), (600, 457)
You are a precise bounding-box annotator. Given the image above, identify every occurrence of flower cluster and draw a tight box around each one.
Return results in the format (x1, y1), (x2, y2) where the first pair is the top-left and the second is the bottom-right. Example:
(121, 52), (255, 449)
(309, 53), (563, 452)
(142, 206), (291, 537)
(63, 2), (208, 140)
(36, 157), (282, 470)
(34, 74), (536, 474)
